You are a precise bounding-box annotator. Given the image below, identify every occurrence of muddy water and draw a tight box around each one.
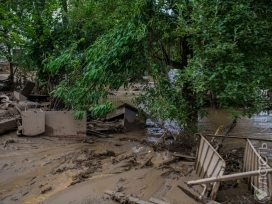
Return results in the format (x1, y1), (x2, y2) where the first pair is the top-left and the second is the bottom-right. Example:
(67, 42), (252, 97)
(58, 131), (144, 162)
(199, 108), (272, 137)
(200, 108), (272, 167)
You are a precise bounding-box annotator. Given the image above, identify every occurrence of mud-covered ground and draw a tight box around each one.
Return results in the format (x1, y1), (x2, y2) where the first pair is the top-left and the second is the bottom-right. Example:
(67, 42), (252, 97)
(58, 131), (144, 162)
(0, 130), (203, 204)
(0, 127), (263, 204)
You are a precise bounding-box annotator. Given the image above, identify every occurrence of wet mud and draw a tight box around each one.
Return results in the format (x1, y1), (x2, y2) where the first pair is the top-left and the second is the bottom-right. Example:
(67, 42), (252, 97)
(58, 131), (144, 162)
(0, 108), (272, 204)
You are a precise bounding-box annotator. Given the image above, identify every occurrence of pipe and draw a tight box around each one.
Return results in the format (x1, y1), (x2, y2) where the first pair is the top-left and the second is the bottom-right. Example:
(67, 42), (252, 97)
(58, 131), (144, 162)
(200, 184), (207, 200)
(204, 134), (272, 142)
(187, 169), (272, 186)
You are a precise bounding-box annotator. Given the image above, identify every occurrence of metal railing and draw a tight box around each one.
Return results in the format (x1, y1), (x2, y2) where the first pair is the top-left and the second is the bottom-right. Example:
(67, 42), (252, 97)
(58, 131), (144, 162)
(194, 134), (226, 199)
(243, 139), (272, 194)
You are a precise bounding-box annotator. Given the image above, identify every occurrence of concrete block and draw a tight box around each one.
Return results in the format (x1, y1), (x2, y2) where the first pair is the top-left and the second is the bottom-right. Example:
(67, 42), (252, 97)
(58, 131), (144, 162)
(0, 118), (17, 134)
(22, 110), (45, 136)
(14, 91), (27, 101)
(43, 111), (86, 136)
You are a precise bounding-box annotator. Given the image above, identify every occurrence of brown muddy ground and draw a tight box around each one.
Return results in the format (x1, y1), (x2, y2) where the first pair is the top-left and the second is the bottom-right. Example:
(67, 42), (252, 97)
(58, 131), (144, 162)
(1, 108), (271, 204)
(0, 131), (200, 204)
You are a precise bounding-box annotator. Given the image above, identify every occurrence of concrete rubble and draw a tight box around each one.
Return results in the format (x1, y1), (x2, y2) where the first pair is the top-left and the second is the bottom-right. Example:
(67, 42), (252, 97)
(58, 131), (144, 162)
(87, 103), (146, 134)
(1, 82), (145, 138)
(1, 81), (271, 203)
(0, 82), (86, 137)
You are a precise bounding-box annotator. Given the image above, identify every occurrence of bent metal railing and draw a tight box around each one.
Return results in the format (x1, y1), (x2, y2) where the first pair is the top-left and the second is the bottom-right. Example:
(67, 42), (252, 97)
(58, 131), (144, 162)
(243, 139), (272, 194)
(194, 134), (226, 200)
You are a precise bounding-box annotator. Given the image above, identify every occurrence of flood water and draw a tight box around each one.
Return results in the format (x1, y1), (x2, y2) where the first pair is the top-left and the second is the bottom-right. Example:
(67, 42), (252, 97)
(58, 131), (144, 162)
(200, 108), (272, 139)
(147, 108), (272, 166)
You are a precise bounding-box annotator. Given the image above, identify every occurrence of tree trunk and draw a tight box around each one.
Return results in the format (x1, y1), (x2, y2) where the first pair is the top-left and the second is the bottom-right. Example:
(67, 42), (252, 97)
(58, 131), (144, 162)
(62, 0), (68, 24)
(7, 47), (14, 91)
(9, 62), (14, 90)
(181, 37), (198, 135)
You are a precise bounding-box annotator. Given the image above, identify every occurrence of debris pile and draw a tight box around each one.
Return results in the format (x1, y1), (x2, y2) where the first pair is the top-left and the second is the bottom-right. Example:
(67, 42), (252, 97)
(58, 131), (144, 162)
(88, 120), (124, 133)
(0, 81), (86, 137)
(87, 103), (146, 135)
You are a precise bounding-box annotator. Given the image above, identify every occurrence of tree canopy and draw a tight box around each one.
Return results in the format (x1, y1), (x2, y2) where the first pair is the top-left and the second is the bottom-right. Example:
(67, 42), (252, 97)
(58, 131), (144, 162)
(1, 0), (272, 132)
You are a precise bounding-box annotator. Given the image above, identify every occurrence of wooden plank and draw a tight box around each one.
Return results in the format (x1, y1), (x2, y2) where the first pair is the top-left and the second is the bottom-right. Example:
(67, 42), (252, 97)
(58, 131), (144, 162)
(106, 107), (125, 120)
(21, 81), (35, 97)
(172, 153), (195, 160)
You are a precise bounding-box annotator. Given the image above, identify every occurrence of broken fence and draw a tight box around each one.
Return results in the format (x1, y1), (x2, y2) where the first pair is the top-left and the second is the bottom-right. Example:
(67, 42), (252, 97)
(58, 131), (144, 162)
(243, 139), (272, 194)
(194, 133), (226, 200)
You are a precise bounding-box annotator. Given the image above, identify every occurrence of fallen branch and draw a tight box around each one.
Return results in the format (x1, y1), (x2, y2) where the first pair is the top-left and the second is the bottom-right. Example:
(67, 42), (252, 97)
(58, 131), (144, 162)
(87, 129), (113, 138)
(172, 153), (195, 160)
(140, 156), (153, 169)
(154, 130), (168, 146)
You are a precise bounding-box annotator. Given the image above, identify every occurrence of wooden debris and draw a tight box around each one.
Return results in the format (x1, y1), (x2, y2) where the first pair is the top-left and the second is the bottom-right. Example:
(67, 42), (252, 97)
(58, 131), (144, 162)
(88, 120), (124, 132)
(149, 197), (170, 204)
(87, 129), (113, 138)
(104, 190), (169, 204)
(140, 156), (153, 168)
(206, 201), (221, 204)
(40, 186), (52, 194)
(172, 153), (195, 160)
(21, 81), (35, 97)
(177, 185), (201, 202)
(159, 157), (178, 166)
(154, 130), (168, 146)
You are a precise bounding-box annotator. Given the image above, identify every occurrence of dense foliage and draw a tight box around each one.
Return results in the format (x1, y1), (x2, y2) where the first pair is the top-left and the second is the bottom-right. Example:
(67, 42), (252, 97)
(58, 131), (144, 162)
(1, 0), (272, 132)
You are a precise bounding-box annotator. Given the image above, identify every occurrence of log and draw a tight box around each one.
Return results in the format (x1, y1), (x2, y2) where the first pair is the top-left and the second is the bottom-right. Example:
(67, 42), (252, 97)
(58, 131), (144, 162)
(172, 153), (195, 160)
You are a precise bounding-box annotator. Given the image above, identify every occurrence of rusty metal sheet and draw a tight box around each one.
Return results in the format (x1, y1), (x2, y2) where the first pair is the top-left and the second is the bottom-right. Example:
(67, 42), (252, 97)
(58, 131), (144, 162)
(22, 110), (45, 136)
(43, 111), (86, 137)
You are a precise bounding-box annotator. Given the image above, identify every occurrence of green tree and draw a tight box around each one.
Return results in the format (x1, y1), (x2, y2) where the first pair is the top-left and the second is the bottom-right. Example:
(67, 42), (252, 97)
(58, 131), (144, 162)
(0, 0), (61, 89)
(0, 0), (25, 87)
(44, 0), (272, 133)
